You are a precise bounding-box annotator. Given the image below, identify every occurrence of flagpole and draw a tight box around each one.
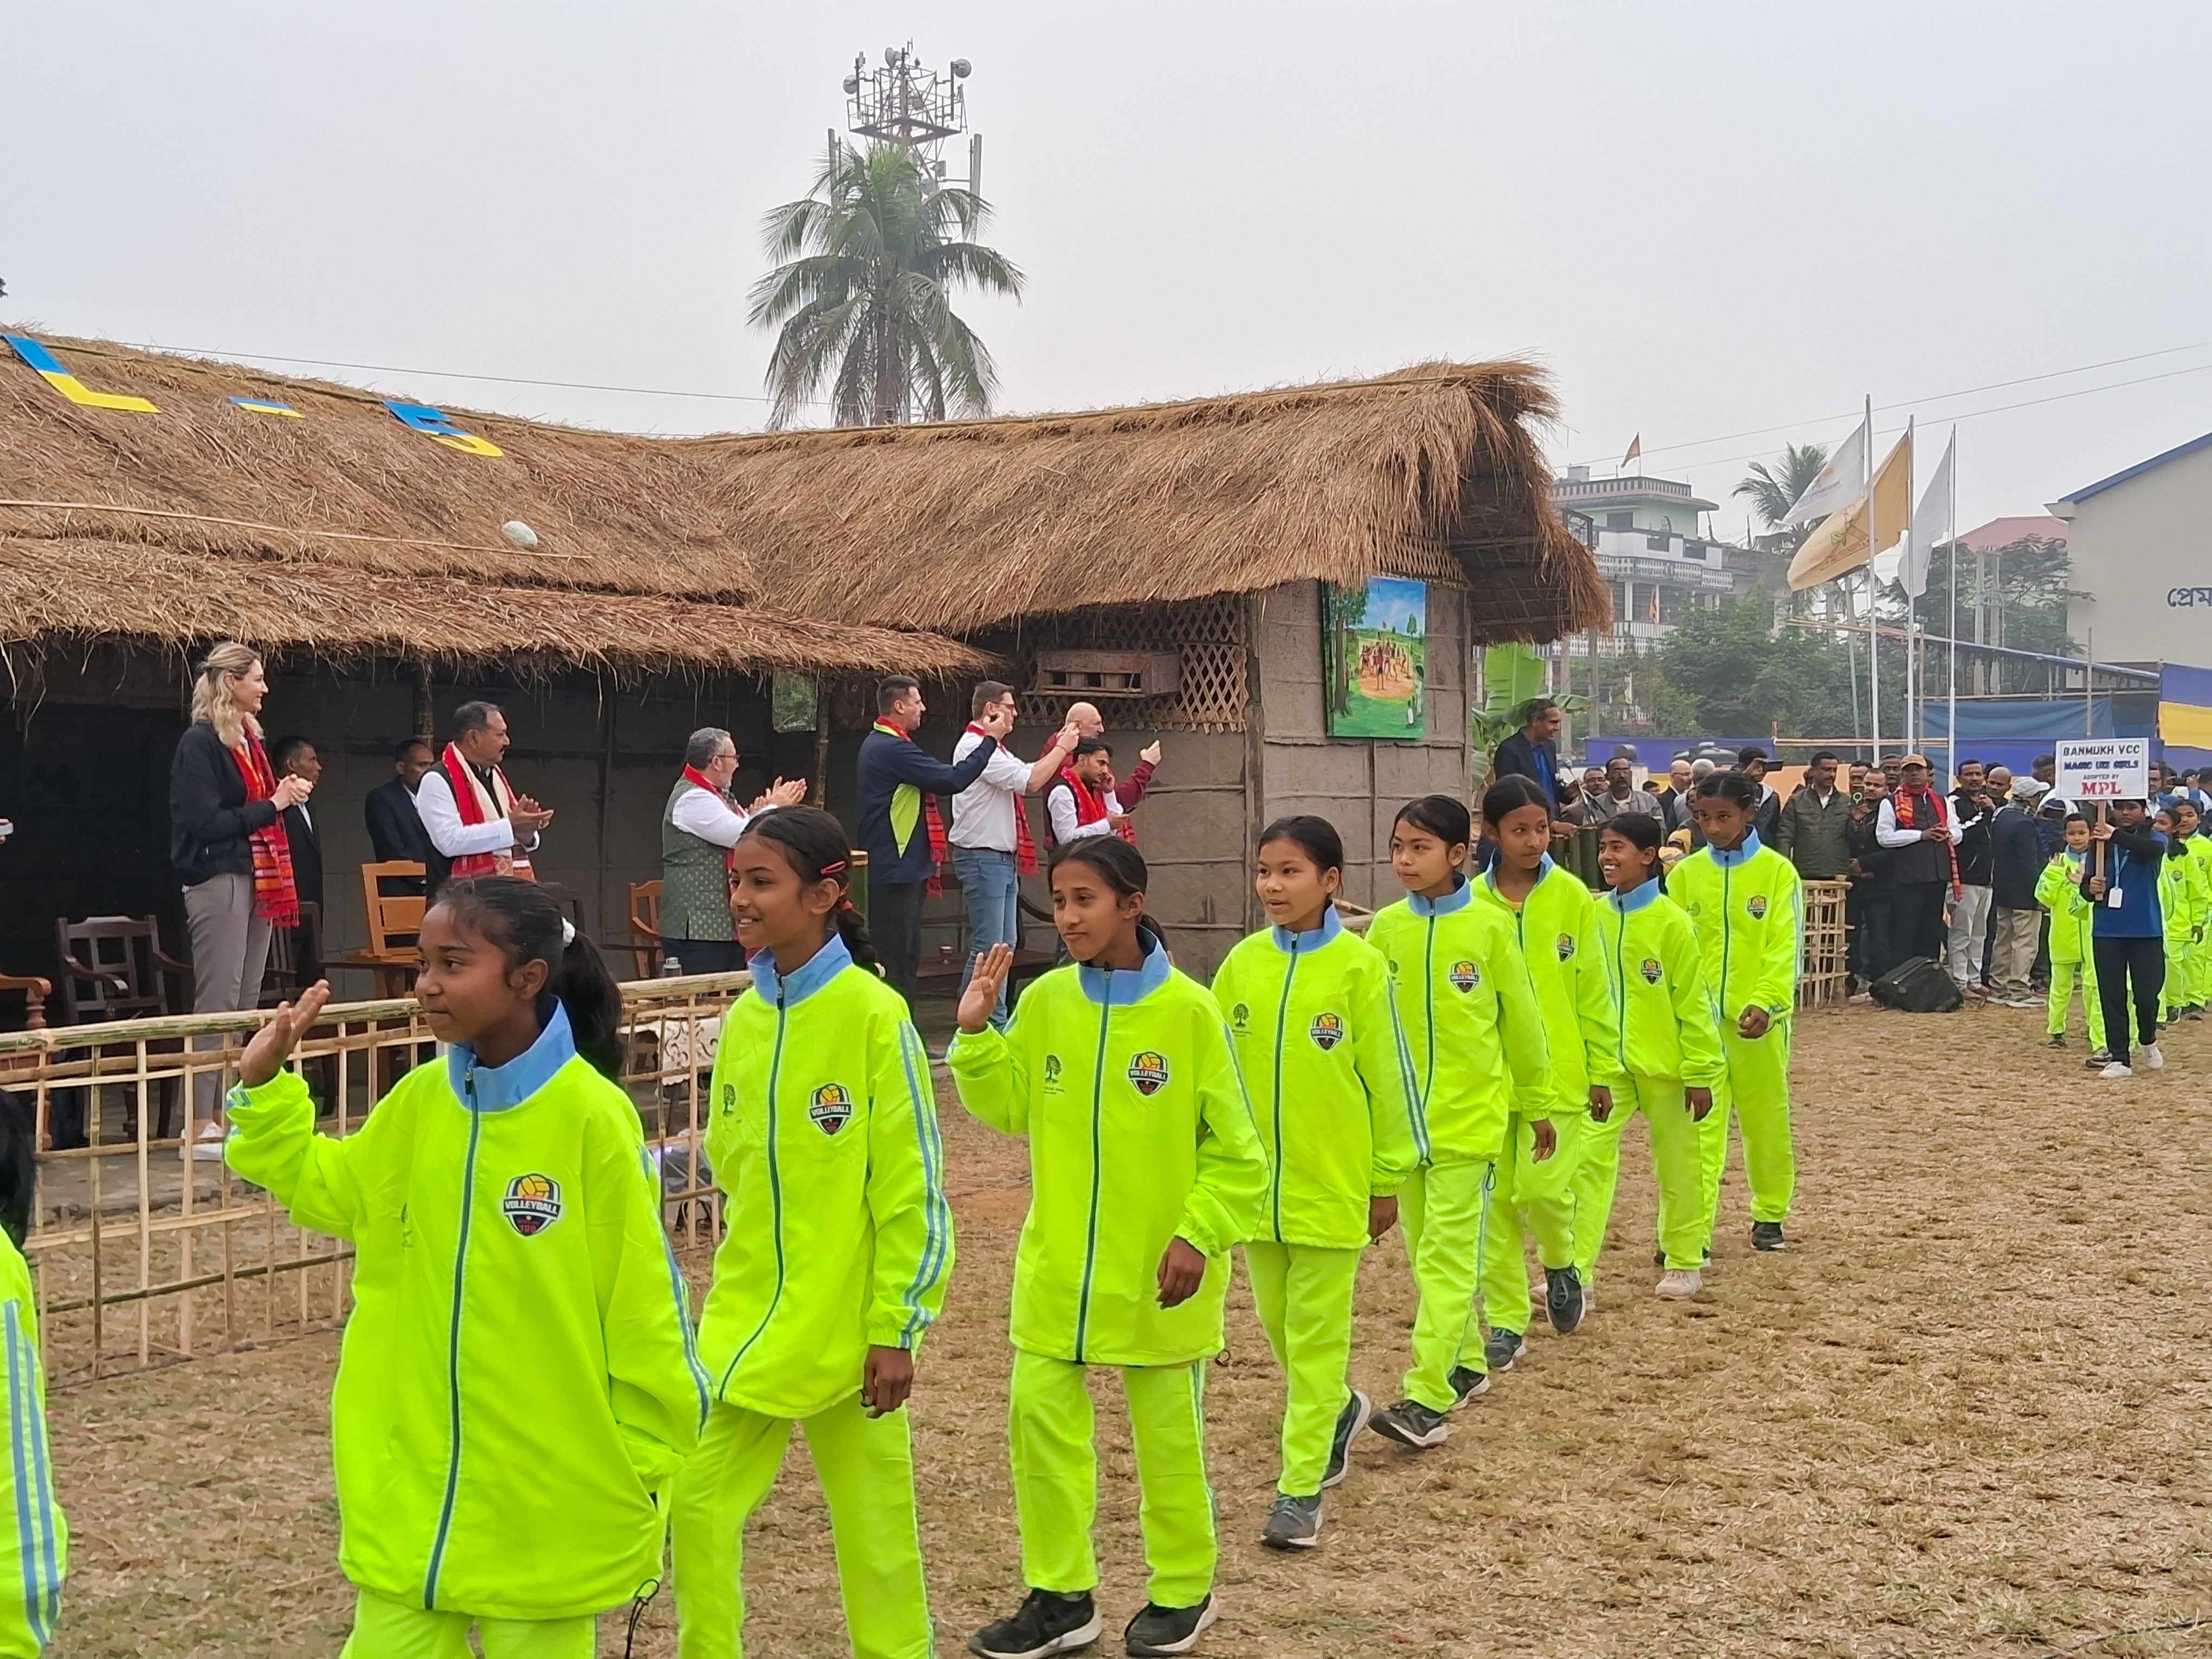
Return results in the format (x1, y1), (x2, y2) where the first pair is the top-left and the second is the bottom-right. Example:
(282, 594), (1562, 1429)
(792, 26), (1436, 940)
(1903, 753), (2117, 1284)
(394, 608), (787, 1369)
(1866, 394), (1879, 764)
(1945, 426), (1959, 781)
(1905, 415), (1917, 745)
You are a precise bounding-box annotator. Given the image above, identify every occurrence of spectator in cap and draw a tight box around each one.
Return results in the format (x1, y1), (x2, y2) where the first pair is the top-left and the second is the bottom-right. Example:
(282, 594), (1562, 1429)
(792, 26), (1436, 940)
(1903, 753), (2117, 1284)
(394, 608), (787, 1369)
(1737, 746), (1782, 845)
(1988, 777), (2052, 1006)
(1875, 754), (1960, 966)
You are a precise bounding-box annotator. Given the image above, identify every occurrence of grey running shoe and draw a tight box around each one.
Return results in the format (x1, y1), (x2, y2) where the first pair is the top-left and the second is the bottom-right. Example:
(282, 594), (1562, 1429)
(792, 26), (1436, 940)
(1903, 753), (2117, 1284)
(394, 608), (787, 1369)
(1320, 1390), (1370, 1488)
(1125, 1596), (1217, 1657)
(971, 1590), (1102, 1658)
(1447, 1364), (1490, 1406)
(1484, 1327), (1526, 1372)
(1368, 1398), (1451, 1449)
(1545, 1264), (1584, 1334)
(1260, 1494), (1322, 1551)
(1751, 1220), (1787, 1252)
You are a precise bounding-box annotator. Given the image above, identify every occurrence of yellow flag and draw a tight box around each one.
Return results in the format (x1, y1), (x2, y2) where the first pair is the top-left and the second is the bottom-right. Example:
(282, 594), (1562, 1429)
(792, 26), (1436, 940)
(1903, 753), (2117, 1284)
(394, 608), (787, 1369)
(1622, 433), (1642, 467)
(1787, 429), (1912, 590)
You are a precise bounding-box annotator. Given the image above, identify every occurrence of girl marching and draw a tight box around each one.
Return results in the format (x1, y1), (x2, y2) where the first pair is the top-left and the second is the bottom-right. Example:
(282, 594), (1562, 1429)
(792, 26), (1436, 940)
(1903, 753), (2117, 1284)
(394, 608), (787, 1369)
(1212, 815), (1423, 1552)
(224, 878), (706, 1658)
(2036, 813), (2106, 1054)
(953, 837), (1268, 1659)
(1586, 814), (1728, 1300)
(671, 808), (953, 1659)
(1364, 796), (1552, 1448)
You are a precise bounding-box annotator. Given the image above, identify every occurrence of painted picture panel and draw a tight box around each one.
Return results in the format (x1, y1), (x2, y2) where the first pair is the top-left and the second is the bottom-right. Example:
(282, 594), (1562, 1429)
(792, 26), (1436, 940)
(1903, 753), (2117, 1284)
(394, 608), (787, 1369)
(1323, 577), (1426, 738)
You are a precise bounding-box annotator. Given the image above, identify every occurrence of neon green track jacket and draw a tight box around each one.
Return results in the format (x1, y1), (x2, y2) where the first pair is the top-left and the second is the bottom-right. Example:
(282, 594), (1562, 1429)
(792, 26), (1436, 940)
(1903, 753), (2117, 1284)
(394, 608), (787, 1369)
(1590, 879), (1728, 1088)
(225, 1004), (709, 1622)
(949, 938), (1269, 1366)
(1211, 911), (1424, 1248)
(2036, 852), (2095, 963)
(697, 937), (953, 1420)
(0, 1231), (62, 1657)
(1366, 881), (1552, 1164)
(1667, 835), (1804, 1022)
(1476, 857), (1623, 1108)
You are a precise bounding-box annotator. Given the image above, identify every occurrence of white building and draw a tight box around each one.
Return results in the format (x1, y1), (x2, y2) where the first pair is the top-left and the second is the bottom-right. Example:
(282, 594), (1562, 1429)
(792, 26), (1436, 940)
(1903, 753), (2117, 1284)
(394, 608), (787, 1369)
(1550, 469), (1748, 654)
(2049, 431), (2212, 666)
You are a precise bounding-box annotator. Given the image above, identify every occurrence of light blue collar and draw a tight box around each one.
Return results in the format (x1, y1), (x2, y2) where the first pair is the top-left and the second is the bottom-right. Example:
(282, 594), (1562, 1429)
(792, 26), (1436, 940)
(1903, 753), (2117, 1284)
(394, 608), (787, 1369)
(749, 933), (853, 1008)
(1077, 932), (1172, 1006)
(1269, 906), (1346, 954)
(1484, 852), (1556, 895)
(1708, 830), (1764, 869)
(447, 999), (576, 1113)
(1407, 876), (1473, 918)
(1606, 876), (1663, 914)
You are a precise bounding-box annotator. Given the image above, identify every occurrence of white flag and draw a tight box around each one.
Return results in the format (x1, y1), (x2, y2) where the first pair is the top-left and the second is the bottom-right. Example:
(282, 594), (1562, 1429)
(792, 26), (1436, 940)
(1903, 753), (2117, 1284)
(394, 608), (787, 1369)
(1902, 428), (1954, 599)
(1783, 416), (1868, 526)
(1871, 536), (1907, 589)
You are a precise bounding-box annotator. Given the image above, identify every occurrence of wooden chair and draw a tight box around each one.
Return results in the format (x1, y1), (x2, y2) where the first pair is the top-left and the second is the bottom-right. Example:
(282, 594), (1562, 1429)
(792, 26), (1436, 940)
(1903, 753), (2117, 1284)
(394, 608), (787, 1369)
(343, 861), (426, 1000)
(260, 901), (324, 1004)
(52, 915), (190, 1146)
(623, 881), (663, 979)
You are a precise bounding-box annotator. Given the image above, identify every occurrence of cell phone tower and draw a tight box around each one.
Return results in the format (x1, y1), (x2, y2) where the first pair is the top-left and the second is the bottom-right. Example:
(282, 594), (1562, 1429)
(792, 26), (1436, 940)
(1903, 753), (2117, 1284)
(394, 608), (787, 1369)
(837, 42), (983, 196)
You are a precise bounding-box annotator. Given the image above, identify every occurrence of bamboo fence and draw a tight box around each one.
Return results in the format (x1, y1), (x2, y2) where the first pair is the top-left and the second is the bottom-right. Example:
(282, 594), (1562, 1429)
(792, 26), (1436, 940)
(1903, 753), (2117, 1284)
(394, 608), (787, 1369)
(1799, 879), (1852, 1008)
(0, 972), (748, 1384)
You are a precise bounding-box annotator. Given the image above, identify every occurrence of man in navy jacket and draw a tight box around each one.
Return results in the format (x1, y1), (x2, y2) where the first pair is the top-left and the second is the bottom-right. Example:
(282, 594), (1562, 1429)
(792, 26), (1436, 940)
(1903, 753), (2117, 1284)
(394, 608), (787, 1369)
(857, 675), (1009, 1003)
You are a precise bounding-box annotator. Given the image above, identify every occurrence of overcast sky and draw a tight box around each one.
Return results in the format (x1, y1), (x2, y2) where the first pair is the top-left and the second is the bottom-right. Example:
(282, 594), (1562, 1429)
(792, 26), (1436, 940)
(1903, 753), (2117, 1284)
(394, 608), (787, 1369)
(10, 2), (2210, 534)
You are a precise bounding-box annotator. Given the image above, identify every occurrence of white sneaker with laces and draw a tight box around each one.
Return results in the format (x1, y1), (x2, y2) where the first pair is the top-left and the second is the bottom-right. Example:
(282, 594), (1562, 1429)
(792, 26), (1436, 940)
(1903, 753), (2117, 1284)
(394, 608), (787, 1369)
(2098, 1060), (2135, 1080)
(1654, 1269), (1702, 1300)
(2139, 1043), (2165, 1071)
(188, 1121), (228, 1162)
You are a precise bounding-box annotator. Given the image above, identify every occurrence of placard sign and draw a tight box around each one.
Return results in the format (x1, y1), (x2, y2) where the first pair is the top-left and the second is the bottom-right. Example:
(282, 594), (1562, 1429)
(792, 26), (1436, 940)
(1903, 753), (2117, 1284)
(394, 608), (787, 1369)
(2054, 738), (2151, 802)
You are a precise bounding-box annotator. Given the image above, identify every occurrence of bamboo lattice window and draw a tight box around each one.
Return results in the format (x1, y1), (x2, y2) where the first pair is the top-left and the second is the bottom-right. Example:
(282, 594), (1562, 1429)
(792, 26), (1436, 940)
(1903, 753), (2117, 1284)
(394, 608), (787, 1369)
(1006, 595), (1249, 732)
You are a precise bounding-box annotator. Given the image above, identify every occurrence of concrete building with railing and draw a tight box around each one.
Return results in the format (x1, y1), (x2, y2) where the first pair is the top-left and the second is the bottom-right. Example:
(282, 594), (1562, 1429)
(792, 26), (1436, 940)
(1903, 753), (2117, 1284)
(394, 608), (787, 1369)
(1550, 468), (1754, 654)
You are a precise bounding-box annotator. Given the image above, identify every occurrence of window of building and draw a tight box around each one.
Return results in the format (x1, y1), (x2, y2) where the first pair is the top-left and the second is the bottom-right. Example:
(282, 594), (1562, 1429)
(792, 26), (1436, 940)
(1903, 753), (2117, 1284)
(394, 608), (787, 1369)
(1647, 532), (1671, 551)
(1606, 511), (1634, 530)
(1681, 541), (1706, 561)
(1660, 586), (1686, 625)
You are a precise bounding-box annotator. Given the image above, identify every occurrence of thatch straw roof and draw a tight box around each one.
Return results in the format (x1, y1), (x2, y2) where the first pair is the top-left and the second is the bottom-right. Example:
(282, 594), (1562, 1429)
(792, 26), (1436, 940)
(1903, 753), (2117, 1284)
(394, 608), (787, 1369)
(0, 335), (1598, 669)
(0, 331), (984, 675)
(708, 362), (1608, 640)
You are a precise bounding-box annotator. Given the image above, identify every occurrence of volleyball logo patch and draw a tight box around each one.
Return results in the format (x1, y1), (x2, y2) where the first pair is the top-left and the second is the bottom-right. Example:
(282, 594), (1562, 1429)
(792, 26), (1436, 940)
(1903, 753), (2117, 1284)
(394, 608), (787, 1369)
(808, 1083), (854, 1135)
(1309, 1012), (1346, 1051)
(501, 1173), (562, 1237)
(1747, 895), (1770, 919)
(1127, 1051), (1171, 1096)
(1556, 933), (1577, 961)
(1449, 960), (1482, 993)
(1639, 958), (1664, 986)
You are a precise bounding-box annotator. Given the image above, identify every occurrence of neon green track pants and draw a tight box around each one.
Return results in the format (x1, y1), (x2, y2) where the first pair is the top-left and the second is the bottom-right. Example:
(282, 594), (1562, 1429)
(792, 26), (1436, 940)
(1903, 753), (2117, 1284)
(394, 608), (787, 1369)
(1577, 1075), (1715, 1276)
(2047, 956), (2105, 1046)
(342, 1591), (594, 1659)
(1243, 1240), (1362, 1496)
(1701, 1024), (1793, 1234)
(1397, 1159), (1494, 1412)
(670, 1392), (934, 1659)
(1477, 1110), (1580, 1335)
(1009, 1349), (1216, 1609)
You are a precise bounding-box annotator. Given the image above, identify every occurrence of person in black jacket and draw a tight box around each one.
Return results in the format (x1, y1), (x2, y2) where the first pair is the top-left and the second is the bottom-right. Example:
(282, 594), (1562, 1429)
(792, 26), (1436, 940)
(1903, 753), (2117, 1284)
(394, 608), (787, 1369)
(170, 642), (312, 1157)
(271, 736), (324, 985)
(363, 738), (436, 893)
(1491, 699), (1572, 828)
(1987, 777), (2050, 1006)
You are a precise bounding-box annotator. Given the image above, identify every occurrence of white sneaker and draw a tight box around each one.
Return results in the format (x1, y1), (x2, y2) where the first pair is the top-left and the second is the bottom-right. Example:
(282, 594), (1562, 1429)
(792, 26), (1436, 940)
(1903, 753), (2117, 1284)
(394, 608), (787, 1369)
(1654, 1269), (1702, 1300)
(2098, 1061), (2135, 1080)
(2139, 1043), (2165, 1071)
(188, 1121), (228, 1162)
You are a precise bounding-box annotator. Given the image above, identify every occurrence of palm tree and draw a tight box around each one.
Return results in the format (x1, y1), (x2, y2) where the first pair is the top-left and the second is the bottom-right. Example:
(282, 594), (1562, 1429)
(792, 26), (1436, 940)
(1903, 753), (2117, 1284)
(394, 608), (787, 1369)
(750, 139), (1024, 428)
(1734, 442), (1831, 538)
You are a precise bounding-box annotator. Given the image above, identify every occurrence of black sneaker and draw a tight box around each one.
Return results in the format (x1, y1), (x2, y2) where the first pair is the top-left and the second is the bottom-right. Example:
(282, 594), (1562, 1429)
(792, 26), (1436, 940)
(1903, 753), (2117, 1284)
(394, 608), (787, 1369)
(971, 1589), (1103, 1658)
(1483, 1327), (1526, 1372)
(1750, 1220), (1786, 1252)
(1368, 1398), (1451, 1448)
(1260, 1493), (1322, 1551)
(1319, 1390), (1369, 1489)
(2047, 1033), (2066, 1047)
(2085, 1050), (2111, 1069)
(1126, 1594), (1219, 1655)
(1447, 1364), (1490, 1406)
(1544, 1264), (1584, 1335)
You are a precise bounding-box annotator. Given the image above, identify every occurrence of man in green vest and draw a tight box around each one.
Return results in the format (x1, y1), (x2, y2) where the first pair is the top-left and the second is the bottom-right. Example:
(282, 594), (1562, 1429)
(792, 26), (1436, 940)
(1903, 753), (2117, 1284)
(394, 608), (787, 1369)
(661, 727), (805, 973)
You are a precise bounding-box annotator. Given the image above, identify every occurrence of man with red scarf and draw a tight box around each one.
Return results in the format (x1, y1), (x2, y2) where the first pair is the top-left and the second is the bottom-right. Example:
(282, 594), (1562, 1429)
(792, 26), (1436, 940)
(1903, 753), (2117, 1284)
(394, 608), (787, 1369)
(413, 702), (554, 892)
(1874, 753), (1963, 968)
(660, 726), (806, 974)
(1043, 737), (1160, 848)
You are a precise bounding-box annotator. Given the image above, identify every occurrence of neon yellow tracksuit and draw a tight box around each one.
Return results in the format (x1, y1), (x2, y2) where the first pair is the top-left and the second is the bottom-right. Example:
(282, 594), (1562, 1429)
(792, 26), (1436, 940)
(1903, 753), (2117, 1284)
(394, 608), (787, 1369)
(1213, 911), (1420, 1495)
(2038, 852), (2105, 1047)
(1367, 882), (1551, 1412)
(2189, 835), (2212, 1005)
(949, 938), (1268, 1609)
(2159, 850), (2195, 1020)
(671, 939), (952, 1659)
(224, 1002), (708, 1657)
(1668, 833), (1802, 1234)
(1587, 880), (1729, 1274)
(1475, 858), (1621, 1326)
(0, 1231), (62, 1658)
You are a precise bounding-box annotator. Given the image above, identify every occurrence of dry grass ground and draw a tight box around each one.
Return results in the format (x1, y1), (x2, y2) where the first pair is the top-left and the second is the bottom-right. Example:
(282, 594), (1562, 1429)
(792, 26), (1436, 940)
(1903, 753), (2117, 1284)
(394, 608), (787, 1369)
(46, 1001), (2212, 1658)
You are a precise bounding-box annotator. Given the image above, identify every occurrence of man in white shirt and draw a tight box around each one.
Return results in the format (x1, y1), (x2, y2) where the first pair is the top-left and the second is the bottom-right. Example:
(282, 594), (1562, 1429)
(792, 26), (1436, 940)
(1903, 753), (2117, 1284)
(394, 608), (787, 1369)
(1873, 753), (1963, 966)
(414, 701), (554, 890)
(660, 726), (806, 973)
(950, 681), (1078, 1027)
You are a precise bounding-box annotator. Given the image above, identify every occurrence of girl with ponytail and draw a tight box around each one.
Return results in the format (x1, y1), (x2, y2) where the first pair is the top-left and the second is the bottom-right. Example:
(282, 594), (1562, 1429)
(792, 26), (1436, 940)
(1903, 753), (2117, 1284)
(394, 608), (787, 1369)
(672, 805), (954, 1658)
(224, 876), (705, 1654)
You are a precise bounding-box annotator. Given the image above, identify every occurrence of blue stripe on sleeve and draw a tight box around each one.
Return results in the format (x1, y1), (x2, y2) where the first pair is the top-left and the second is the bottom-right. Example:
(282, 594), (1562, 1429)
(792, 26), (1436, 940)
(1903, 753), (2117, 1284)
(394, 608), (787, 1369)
(895, 1023), (952, 1348)
(639, 1148), (711, 1430)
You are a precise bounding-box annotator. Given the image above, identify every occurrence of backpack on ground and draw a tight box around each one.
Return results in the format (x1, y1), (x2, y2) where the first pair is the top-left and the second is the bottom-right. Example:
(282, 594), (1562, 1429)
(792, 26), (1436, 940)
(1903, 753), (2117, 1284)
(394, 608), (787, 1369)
(1870, 955), (1964, 1013)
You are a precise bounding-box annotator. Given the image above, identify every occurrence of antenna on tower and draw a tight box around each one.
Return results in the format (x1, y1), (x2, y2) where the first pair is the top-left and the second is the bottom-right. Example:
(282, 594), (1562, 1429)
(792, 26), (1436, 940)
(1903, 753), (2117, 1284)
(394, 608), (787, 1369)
(841, 41), (983, 193)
